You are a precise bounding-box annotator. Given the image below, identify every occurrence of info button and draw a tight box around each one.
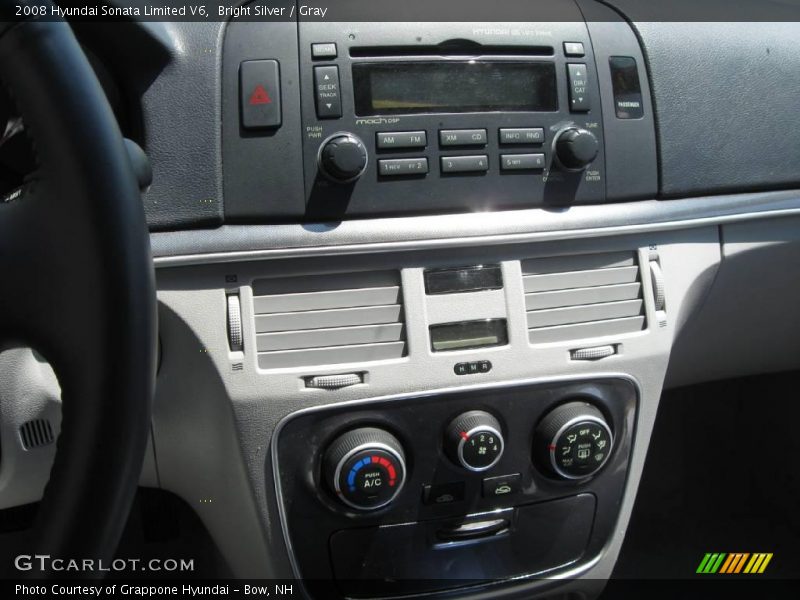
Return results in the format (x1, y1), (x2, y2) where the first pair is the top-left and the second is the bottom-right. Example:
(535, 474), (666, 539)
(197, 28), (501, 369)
(499, 127), (545, 144)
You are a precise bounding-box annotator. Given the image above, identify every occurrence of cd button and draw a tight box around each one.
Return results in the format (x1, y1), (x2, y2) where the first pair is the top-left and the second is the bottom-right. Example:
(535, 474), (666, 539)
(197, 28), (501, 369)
(439, 129), (487, 146)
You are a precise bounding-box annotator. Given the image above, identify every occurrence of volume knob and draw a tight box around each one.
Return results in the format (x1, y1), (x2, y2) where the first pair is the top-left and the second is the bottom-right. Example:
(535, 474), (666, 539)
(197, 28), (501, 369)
(318, 133), (368, 182)
(554, 127), (598, 171)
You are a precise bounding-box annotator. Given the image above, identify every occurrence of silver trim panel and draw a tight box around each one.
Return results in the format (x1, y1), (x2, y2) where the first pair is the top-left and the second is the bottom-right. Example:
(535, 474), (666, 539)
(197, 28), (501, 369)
(152, 190), (800, 267)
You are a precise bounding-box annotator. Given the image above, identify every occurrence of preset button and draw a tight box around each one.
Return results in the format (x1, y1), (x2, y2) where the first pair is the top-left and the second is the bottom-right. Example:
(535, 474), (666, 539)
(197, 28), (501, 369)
(440, 155), (489, 173)
(501, 153), (546, 171)
(378, 158), (429, 176)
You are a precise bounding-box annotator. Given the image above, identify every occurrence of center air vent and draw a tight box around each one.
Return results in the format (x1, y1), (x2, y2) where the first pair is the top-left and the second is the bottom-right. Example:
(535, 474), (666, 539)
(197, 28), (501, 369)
(522, 251), (646, 344)
(253, 271), (407, 369)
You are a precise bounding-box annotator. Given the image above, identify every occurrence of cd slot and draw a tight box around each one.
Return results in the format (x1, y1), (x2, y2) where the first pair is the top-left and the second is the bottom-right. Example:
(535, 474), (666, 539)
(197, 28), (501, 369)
(349, 44), (554, 58)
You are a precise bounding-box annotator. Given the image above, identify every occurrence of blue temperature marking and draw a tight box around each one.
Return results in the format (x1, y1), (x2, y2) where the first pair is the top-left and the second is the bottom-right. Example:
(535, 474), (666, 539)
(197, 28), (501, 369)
(347, 470), (356, 486)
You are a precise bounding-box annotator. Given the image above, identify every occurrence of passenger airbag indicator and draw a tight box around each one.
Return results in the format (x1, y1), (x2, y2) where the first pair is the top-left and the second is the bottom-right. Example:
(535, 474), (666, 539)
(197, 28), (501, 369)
(609, 56), (644, 119)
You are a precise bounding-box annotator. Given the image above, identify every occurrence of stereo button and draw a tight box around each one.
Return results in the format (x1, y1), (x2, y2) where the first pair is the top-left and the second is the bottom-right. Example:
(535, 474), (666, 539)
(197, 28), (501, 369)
(439, 129), (487, 146)
(378, 158), (429, 176)
(314, 65), (342, 118)
(564, 42), (585, 57)
(499, 128), (545, 144)
(311, 43), (337, 59)
(376, 131), (427, 149)
(501, 153), (546, 170)
(567, 63), (591, 112)
(441, 155), (489, 173)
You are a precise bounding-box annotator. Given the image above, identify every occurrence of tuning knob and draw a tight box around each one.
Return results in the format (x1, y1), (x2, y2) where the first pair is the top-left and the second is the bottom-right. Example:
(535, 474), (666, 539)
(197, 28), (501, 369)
(445, 411), (505, 472)
(323, 427), (406, 511)
(534, 401), (613, 480)
(318, 133), (368, 182)
(553, 127), (598, 171)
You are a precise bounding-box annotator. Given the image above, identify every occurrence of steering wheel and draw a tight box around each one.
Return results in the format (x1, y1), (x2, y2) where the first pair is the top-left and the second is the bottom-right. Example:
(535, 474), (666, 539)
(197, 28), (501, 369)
(0, 6), (157, 572)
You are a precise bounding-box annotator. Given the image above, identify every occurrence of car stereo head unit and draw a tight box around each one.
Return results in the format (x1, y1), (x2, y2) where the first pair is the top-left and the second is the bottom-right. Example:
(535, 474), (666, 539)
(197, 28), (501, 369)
(299, 21), (606, 219)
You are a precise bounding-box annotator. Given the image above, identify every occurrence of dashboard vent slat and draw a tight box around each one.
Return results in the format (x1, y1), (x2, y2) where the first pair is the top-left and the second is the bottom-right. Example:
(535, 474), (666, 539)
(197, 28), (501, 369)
(524, 252), (646, 345)
(253, 271), (407, 369)
(19, 418), (55, 450)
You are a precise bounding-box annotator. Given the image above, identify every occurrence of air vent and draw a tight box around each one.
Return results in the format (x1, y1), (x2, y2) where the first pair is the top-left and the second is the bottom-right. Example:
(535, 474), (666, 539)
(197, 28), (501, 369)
(19, 419), (55, 450)
(522, 251), (646, 344)
(253, 271), (407, 369)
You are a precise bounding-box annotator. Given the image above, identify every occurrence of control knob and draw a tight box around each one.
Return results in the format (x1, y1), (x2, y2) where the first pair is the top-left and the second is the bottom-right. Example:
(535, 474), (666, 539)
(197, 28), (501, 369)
(553, 127), (599, 171)
(534, 401), (613, 480)
(445, 411), (505, 472)
(323, 427), (406, 511)
(318, 133), (368, 182)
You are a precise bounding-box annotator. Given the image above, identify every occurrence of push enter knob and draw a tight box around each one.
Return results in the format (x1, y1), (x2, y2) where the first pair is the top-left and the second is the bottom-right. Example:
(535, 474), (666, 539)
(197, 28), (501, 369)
(324, 427), (406, 511)
(554, 127), (599, 171)
(318, 133), (368, 182)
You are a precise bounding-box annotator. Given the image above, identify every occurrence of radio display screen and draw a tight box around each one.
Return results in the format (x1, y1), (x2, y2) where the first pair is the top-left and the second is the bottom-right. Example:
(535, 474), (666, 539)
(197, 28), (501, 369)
(352, 61), (557, 115)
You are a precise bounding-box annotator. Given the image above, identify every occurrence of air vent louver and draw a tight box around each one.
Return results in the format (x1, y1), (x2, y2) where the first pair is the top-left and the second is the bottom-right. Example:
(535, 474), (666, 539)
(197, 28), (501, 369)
(253, 271), (407, 369)
(523, 251), (646, 344)
(19, 419), (55, 450)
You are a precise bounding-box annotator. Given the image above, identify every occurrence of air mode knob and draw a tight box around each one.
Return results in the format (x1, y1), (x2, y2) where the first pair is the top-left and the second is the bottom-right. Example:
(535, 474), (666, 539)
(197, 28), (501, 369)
(445, 411), (505, 472)
(534, 401), (613, 480)
(318, 133), (368, 182)
(553, 127), (599, 171)
(323, 427), (406, 511)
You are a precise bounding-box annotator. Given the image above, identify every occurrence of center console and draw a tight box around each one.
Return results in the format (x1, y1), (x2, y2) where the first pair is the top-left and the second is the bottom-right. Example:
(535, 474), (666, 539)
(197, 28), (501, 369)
(274, 377), (636, 598)
(221, 1), (657, 221)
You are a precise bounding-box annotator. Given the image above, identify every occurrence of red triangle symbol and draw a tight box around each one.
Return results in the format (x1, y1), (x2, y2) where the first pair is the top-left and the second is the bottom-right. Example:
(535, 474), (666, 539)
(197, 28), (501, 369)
(248, 84), (271, 105)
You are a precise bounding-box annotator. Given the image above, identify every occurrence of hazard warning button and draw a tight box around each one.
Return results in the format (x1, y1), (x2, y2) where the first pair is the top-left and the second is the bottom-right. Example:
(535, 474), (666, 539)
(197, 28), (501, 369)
(240, 60), (281, 130)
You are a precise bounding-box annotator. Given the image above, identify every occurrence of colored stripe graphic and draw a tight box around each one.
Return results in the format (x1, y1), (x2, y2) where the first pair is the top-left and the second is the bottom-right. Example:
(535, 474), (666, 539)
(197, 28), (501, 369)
(698, 552), (773, 574)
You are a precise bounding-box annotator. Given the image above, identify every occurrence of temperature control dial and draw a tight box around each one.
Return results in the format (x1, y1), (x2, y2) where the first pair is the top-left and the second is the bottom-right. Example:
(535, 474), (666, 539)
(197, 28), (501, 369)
(324, 427), (406, 511)
(534, 401), (613, 480)
(445, 411), (505, 472)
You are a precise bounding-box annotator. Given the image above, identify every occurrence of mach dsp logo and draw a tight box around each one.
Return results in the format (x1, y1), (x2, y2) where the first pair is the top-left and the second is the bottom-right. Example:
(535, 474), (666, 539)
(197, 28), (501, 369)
(696, 552), (773, 574)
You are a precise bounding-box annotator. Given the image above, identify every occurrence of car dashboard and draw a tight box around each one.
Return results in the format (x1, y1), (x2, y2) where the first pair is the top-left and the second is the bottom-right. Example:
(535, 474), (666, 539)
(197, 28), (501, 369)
(2, 0), (800, 597)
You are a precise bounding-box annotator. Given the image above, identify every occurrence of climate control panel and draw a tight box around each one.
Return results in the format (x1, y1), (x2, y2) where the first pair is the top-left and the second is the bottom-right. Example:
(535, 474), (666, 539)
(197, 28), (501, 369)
(275, 378), (635, 596)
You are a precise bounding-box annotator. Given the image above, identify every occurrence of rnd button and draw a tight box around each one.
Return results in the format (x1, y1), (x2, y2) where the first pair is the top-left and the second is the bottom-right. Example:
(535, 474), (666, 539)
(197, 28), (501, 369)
(499, 127), (545, 144)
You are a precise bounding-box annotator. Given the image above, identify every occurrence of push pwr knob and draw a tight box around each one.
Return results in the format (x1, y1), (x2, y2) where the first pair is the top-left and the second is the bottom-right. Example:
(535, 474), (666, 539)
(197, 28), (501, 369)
(323, 427), (406, 511)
